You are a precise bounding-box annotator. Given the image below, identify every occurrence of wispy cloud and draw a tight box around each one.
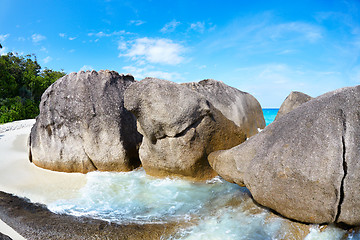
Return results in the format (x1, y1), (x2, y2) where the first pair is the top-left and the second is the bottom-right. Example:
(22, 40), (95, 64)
(40, 46), (48, 52)
(119, 37), (186, 65)
(0, 48), (7, 56)
(234, 63), (346, 107)
(80, 65), (94, 71)
(190, 22), (205, 33)
(160, 20), (181, 33)
(129, 20), (145, 26)
(88, 30), (129, 37)
(59, 33), (66, 38)
(0, 34), (10, 55)
(43, 56), (52, 64)
(267, 22), (323, 43)
(32, 33), (46, 43)
(277, 49), (297, 55)
(204, 12), (324, 54)
(68, 37), (77, 40)
(123, 65), (183, 81)
(0, 34), (10, 43)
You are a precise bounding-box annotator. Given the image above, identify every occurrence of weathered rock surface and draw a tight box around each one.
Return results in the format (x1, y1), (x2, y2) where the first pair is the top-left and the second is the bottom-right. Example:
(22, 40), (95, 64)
(209, 85), (360, 225)
(0, 191), (186, 240)
(124, 78), (246, 180)
(29, 70), (142, 173)
(275, 91), (313, 120)
(183, 79), (265, 137)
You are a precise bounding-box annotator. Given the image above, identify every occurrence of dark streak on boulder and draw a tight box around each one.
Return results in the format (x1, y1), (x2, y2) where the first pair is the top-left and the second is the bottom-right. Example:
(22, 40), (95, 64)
(209, 85), (360, 225)
(29, 70), (142, 173)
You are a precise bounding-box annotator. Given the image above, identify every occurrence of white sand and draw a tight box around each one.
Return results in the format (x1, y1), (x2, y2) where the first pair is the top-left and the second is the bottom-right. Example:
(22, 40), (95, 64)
(0, 119), (88, 239)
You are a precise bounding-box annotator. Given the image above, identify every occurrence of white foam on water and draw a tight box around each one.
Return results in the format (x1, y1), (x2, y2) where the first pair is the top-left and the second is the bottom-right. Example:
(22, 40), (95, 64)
(48, 169), (242, 224)
(47, 169), (356, 239)
(168, 208), (283, 240)
(304, 225), (346, 240)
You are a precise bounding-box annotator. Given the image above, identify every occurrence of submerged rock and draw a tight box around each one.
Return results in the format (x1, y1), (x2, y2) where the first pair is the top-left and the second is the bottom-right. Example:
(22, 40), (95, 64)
(275, 91), (313, 121)
(182, 79), (265, 137)
(209, 85), (360, 225)
(124, 78), (246, 180)
(29, 70), (142, 173)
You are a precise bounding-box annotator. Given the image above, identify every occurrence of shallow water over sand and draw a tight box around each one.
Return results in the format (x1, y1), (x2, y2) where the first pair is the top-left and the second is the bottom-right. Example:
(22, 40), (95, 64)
(47, 169), (355, 240)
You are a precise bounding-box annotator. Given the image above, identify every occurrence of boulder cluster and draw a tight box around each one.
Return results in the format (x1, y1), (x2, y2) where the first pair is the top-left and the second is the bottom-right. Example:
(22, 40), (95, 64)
(210, 87), (360, 226)
(29, 70), (264, 180)
(28, 70), (360, 226)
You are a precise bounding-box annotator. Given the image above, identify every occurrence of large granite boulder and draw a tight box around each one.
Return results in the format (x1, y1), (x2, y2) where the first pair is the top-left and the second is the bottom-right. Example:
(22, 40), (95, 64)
(182, 79), (265, 137)
(275, 91), (313, 120)
(124, 78), (246, 180)
(29, 70), (142, 173)
(209, 85), (360, 225)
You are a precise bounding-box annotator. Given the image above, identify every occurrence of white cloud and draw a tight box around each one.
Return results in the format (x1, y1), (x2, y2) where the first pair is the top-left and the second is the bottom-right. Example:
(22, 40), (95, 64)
(88, 30), (128, 37)
(59, 33), (66, 38)
(0, 34), (10, 43)
(117, 41), (127, 50)
(80, 65), (94, 71)
(17, 37), (26, 41)
(32, 33), (46, 43)
(69, 37), (77, 40)
(160, 20), (181, 33)
(43, 56), (52, 64)
(0, 47), (7, 56)
(122, 65), (183, 81)
(234, 63), (346, 107)
(198, 65), (207, 69)
(119, 37), (185, 65)
(205, 13), (324, 54)
(130, 20), (145, 26)
(277, 49), (297, 55)
(268, 22), (323, 43)
(0, 34), (9, 55)
(190, 22), (205, 33)
(40, 47), (48, 52)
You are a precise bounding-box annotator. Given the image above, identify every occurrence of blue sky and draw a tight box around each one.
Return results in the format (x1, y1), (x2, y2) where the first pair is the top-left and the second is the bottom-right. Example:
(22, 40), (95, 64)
(1, 0), (360, 107)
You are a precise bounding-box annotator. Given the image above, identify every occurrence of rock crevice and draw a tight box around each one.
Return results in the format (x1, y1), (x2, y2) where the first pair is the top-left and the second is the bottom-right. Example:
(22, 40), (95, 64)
(335, 116), (348, 223)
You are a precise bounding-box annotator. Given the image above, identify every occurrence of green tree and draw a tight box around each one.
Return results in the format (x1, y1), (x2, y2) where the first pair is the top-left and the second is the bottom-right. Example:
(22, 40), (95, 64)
(0, 52), (65, 123)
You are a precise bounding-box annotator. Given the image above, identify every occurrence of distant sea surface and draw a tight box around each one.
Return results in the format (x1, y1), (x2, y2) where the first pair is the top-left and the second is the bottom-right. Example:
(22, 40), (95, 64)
(263, 108), (279, 126)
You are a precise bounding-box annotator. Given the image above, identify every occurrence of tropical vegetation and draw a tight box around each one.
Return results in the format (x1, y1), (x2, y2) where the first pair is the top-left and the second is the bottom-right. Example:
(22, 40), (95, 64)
(0, 52), (65, 123)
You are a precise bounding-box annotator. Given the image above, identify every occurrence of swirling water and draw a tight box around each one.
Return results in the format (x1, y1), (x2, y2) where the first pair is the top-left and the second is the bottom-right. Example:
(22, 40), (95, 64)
(47, 109), (358, 239)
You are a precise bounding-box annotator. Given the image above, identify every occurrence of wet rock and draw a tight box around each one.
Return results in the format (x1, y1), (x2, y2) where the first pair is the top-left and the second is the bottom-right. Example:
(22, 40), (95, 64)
(29, 70), (142, 173)
(209, 85), (360, 225)
(182, 79), (265, 137)
(0, 191), (187, 240)
(275, 91), (313, 121)
(0, 232), (12, 240)
(124, 78), (246, 180)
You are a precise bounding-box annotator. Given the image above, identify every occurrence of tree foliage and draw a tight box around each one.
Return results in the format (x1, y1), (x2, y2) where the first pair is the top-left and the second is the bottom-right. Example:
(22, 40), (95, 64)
(0, 53), (65, 123)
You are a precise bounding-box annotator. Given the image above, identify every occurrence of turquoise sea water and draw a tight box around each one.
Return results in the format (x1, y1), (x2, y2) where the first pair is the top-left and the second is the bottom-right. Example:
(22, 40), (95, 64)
(46, 109), (356, 240)
(263, 108), (279, 126)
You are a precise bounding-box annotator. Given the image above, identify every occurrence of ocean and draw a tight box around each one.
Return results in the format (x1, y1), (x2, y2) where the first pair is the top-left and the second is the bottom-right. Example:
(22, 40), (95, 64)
(46, 109), (358, 240)
(262, 108), (279, 126)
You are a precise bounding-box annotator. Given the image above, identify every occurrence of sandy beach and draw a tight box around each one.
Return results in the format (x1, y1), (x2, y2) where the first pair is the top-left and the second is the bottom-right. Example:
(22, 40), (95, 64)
(0, 120), (87, 239)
